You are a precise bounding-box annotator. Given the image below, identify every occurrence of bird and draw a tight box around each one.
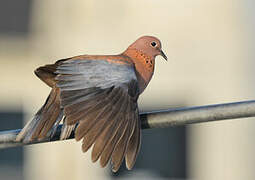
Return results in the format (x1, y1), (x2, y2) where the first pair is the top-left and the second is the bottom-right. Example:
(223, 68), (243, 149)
(16, 35), (167, 172)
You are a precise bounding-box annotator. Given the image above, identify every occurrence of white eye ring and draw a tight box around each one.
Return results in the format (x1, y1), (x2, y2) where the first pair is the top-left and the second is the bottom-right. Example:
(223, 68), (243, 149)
(151, 41), (157, 47)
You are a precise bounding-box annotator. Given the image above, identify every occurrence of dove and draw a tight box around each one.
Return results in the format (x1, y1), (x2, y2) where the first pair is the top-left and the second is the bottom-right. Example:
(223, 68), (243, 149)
(16, 35), (167, 172)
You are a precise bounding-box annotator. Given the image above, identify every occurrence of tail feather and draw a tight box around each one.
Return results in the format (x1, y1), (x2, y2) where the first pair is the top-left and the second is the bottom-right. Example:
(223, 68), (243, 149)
(16, 88), (63, 143)
(16, 106), (44, 143)
(60, 117), (75, 140)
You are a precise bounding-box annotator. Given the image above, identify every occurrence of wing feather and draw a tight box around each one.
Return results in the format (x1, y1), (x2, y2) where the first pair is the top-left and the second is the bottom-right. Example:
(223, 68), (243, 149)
(55, 58), (141, 171)
(110, 98), (132, 172)
(125, 108), (141, 170)
(81, 89), (127, 152)
(91, 93), (129, 162)
(100, 111), (130, 168)
(74, 88), (121, 141)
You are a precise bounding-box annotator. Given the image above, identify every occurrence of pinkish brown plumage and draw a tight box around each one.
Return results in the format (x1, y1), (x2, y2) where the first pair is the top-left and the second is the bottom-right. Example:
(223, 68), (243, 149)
(16, 36), (167, 172)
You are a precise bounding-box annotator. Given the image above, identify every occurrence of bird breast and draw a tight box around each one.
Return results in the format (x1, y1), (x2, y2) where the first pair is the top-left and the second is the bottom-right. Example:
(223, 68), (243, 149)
(123, 48), (155, 94)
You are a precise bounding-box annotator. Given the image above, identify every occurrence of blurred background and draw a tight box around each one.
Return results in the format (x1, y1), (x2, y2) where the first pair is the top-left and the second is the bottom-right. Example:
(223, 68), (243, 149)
(0, 0), (255, 179)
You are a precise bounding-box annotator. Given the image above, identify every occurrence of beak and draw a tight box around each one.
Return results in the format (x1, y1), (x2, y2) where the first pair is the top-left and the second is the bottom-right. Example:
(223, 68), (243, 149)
(160, 50), (168, 61)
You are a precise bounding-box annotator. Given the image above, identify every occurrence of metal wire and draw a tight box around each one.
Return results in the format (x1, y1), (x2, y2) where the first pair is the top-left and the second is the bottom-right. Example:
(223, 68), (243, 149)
(1, 100), (255, 149)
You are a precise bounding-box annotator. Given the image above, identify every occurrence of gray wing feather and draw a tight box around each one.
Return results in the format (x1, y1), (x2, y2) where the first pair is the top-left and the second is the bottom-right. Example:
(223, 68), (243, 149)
(56, 59), (137, 90)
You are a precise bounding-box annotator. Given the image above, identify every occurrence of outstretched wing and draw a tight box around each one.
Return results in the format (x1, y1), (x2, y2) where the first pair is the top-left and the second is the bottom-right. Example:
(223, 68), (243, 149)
(55, 58), (141, 171)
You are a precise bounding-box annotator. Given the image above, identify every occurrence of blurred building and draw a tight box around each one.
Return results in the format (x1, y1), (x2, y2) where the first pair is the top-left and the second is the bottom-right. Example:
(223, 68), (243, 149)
(0, 0), (255, 179)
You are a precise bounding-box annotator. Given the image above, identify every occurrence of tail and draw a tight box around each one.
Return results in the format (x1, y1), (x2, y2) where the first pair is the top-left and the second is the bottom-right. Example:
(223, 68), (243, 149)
(16, 88), (64, 143)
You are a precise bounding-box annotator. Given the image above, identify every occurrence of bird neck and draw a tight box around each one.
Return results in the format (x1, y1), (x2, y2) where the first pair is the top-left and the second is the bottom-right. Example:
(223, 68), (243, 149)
(122, 48), (155, 93)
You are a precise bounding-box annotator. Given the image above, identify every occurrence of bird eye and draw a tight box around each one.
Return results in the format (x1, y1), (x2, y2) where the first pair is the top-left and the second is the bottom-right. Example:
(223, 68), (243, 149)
(151, 41), (157, 47)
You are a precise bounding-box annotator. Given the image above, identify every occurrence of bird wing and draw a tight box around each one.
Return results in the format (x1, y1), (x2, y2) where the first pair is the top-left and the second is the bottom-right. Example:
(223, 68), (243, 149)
(55, 58), (141, 171)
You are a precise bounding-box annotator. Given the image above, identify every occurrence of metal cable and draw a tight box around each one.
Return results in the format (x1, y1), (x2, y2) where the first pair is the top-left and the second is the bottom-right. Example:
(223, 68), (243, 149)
(1, 100), (255, 149)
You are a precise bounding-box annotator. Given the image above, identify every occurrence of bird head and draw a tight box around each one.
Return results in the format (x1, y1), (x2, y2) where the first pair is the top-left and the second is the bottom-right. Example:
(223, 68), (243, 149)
(127, 36), (167, 61)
